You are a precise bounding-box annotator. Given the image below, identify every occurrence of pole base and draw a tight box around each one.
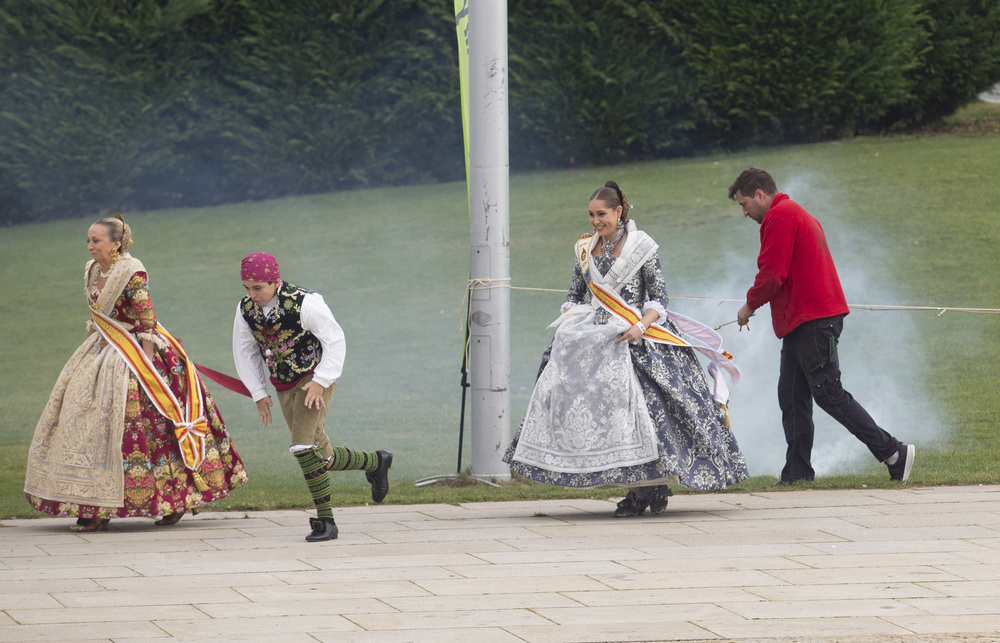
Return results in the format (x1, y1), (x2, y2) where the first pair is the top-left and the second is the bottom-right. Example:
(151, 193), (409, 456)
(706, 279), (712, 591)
(413, 474), (502, 488)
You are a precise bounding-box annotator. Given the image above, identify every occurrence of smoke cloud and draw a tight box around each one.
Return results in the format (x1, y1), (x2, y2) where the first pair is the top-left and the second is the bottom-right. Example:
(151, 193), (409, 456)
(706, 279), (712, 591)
(674, 172), (944, 479)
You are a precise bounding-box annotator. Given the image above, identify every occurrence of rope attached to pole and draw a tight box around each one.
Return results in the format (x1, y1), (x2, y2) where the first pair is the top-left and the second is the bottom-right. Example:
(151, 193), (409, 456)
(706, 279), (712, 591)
(462, 280), (1000, 327)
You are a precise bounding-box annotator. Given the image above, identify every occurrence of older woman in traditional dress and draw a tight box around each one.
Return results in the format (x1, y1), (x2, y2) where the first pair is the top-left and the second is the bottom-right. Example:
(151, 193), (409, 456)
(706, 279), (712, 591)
(25, 214), (247, 531)
(504, 181), (749, 517)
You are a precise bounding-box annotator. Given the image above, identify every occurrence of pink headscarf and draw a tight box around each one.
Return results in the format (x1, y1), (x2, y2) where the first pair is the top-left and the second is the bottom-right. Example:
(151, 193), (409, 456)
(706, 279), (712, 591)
(241, 252), (280, 282)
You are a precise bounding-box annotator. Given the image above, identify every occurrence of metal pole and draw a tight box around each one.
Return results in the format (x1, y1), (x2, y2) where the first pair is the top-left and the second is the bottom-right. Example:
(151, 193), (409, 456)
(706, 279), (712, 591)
(468, 0), (511, 481)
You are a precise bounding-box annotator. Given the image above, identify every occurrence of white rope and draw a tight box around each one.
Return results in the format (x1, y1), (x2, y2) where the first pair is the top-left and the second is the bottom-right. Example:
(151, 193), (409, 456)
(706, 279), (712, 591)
(666, 295), (1000, 316)
(461, 280), (1000, 321)
(459, 278), (513, 368)
(460, 278), (511, 327)
(457, 279), (1000, 382)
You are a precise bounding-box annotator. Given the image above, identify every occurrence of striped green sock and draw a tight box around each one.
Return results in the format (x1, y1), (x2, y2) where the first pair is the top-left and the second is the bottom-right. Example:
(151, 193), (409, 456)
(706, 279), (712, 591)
(293, 447), (333, 519)
(325, 446), (379, 473)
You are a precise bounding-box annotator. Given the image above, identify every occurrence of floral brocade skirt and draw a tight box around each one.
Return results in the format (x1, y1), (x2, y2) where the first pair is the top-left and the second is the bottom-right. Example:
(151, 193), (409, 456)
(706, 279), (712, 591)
(27, 371), (248, 520)
(504, 312), (749, 491)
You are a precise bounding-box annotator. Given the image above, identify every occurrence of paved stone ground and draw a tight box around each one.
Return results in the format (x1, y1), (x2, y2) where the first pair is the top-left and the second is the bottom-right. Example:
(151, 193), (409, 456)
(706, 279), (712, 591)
(1, 485), (999, 642)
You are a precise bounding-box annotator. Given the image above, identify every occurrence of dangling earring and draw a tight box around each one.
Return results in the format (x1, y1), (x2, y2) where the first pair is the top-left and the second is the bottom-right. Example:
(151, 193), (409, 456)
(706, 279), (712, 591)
(617, 218), (624, 230)
(110, 247), (120, 264)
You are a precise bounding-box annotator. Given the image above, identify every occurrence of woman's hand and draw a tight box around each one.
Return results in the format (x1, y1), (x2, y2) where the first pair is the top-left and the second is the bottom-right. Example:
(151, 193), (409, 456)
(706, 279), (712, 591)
(616, 322), (646, 344)
(617, 311), (659, 345)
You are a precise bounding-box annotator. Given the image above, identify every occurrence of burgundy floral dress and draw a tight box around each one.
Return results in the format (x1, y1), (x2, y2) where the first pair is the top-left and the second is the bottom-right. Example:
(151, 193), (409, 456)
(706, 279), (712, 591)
(26, 265), (248, 519)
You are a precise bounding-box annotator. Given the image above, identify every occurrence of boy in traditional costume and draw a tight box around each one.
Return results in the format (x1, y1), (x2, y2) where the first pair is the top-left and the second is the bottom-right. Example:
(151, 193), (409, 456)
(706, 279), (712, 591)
(233, 252), (391, 541)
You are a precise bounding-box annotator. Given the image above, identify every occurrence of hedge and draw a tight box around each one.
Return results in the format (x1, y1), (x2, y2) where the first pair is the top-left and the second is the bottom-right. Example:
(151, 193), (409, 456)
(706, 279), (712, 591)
(0, 0), (462, 222)
(1, 0), (998, 224)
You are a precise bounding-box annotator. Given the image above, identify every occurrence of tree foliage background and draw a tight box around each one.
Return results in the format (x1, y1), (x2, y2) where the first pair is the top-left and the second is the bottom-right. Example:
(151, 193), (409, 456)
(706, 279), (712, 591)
(1, 0), (998, 224)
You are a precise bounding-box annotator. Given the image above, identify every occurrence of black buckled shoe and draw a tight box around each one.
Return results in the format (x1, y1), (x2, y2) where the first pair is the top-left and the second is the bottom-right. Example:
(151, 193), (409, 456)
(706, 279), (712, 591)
(366, 450), (393, 503)
(613, 491), (649, 518)
(305, 517), (338, 542)
(648, 486), (673, 515)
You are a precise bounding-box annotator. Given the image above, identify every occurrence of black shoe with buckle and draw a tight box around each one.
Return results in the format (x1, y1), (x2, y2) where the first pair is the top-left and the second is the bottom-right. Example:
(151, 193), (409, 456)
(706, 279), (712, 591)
(305, 517), (338, 542)
(648, 486), (673, 514)
(366, 450), (393, 503)
(614, 491), (649, 518)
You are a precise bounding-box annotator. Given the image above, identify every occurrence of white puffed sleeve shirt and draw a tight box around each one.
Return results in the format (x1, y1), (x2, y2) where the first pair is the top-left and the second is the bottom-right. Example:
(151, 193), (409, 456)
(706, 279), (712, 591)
(233, 292), (346, 402)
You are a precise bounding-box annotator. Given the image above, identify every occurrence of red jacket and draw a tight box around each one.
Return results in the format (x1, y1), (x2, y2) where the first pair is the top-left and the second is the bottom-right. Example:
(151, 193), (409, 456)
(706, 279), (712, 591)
(746, 193), (849, 338)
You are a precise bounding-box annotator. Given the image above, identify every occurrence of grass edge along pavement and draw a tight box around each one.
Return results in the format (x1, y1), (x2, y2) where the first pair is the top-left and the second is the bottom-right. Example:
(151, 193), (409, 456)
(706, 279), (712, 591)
(1, 105), (999, 520)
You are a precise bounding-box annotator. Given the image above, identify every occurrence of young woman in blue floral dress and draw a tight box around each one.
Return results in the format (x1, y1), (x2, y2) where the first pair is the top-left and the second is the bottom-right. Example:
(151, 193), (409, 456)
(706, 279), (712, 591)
(504, 181), (748, 516)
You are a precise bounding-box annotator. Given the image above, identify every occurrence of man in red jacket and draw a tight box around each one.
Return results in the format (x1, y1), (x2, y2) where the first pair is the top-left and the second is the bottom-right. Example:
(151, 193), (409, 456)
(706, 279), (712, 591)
(729, 167), (914, 484)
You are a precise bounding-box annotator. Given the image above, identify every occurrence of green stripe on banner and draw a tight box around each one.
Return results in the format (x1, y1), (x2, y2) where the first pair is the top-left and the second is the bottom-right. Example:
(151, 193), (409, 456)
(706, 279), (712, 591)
(454, 0), (470, 210)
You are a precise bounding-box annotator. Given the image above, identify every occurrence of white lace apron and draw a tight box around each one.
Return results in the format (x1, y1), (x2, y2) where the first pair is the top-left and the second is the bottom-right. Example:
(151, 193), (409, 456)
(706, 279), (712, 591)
(511, 234), (660, 473)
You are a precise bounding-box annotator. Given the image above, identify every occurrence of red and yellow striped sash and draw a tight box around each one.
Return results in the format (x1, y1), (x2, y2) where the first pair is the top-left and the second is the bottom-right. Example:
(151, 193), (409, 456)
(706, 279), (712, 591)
(573, 234), (738, 409)
(577, 235), (690, 348)
(89, 307), (209, 486)
(586, 278), (691, 347)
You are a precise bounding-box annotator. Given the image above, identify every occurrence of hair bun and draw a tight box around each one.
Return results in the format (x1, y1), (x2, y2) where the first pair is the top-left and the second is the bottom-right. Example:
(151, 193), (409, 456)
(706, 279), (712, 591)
(113, 212), (133, 250)
(604, 181), (625, 208)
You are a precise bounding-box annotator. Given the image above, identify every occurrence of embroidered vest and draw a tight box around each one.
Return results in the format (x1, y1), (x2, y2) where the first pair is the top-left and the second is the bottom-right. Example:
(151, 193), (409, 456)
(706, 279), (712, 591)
(240, 282), (322, 384)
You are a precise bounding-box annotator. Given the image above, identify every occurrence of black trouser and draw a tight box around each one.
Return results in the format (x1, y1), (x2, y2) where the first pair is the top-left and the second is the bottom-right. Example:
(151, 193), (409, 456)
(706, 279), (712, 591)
(777, 315), (899, 482)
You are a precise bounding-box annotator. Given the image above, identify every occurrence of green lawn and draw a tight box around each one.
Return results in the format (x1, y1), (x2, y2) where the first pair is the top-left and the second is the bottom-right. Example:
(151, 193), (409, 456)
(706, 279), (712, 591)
(2, 107), (999, 518)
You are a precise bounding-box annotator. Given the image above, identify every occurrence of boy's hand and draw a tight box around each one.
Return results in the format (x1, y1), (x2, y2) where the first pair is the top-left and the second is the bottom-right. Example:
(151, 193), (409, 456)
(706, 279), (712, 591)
(301, 381), (328, 410)
(256, 396), (273, 426)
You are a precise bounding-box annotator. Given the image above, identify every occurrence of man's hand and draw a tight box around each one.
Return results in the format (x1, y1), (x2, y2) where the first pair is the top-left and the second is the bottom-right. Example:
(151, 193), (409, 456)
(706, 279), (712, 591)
(301, 380), (328, 410)
(737, 303), (755, 331)
(255, 396), (273, 426)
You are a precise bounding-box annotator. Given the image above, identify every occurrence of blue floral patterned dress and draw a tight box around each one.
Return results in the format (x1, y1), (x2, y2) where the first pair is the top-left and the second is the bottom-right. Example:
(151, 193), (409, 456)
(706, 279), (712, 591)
(504, 240), (748, 490)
